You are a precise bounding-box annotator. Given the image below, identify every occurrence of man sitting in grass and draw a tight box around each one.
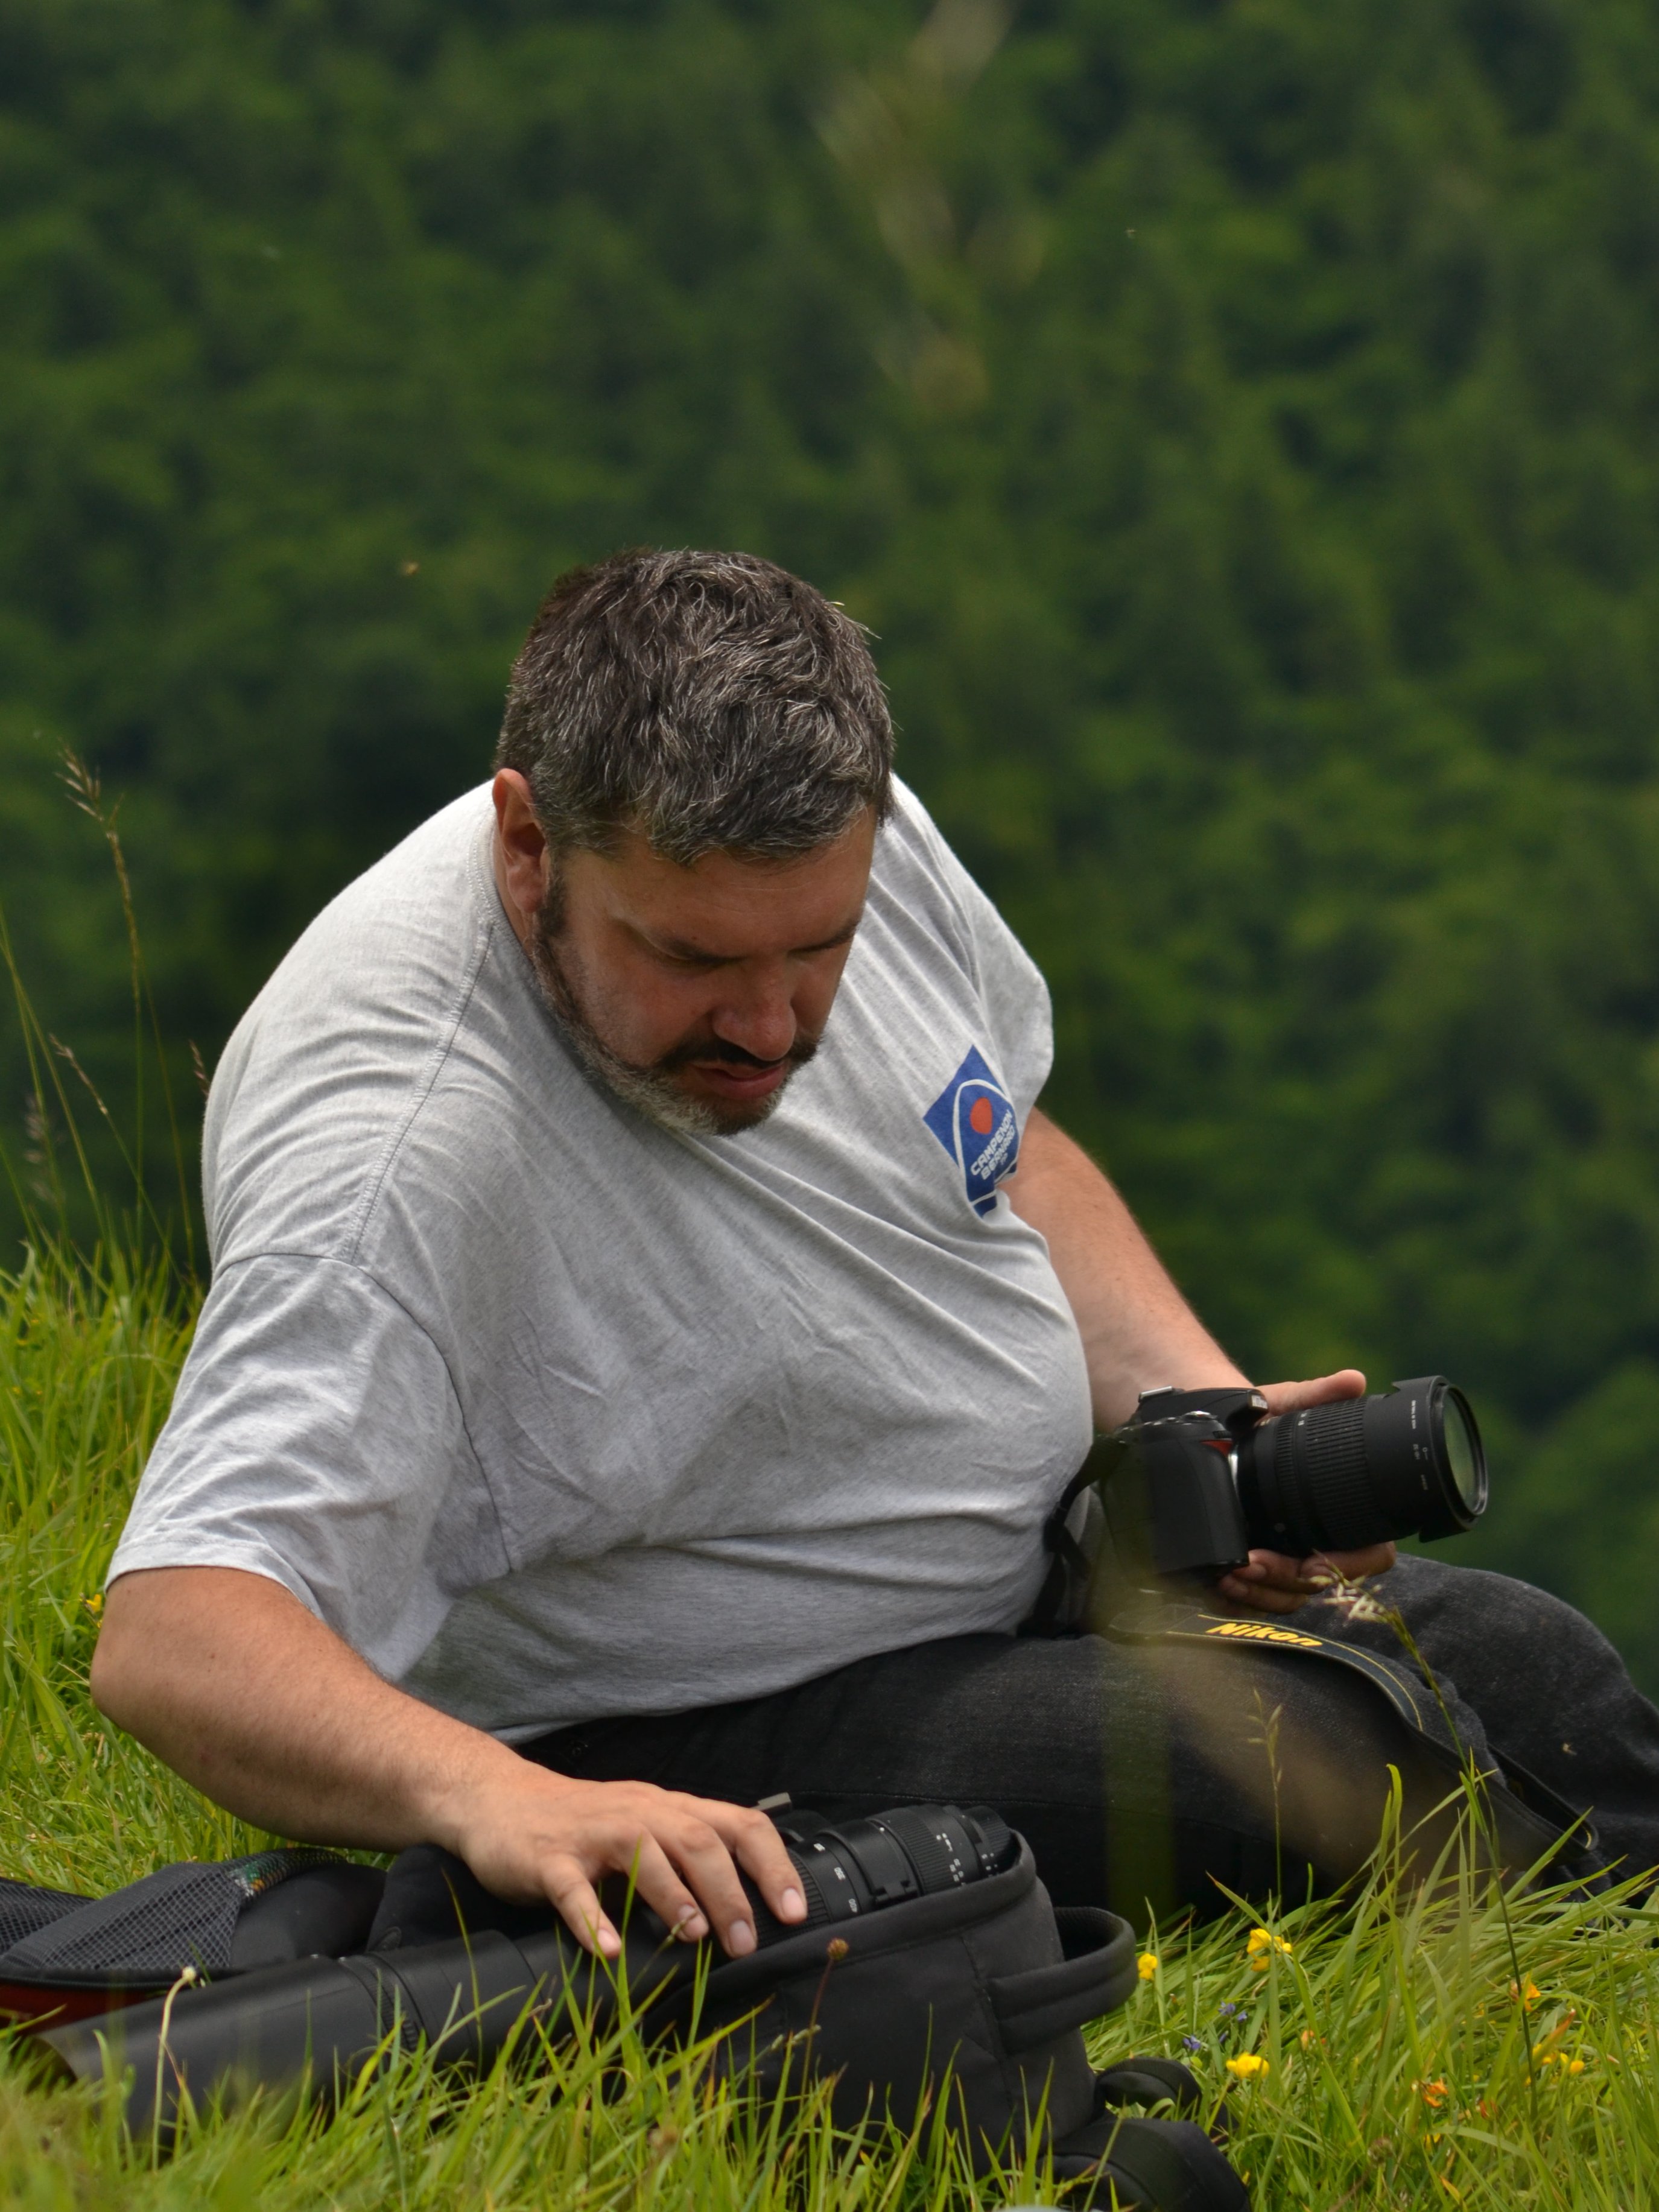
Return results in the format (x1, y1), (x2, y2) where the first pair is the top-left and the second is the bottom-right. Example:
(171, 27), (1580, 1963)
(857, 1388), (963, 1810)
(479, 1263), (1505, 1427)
(92, 549), (1659, 1962)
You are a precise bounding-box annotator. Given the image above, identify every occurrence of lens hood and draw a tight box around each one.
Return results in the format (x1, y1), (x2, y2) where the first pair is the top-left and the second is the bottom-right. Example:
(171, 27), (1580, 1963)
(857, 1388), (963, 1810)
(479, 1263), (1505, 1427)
(1240, 1375), (1488, 1554)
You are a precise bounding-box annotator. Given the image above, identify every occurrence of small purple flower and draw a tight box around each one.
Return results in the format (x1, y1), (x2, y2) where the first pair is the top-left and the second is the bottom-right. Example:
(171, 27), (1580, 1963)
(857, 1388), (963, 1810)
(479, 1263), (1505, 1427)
(1218, 2003), (1237, 2017)
(1182, 2035), (1204, 2053)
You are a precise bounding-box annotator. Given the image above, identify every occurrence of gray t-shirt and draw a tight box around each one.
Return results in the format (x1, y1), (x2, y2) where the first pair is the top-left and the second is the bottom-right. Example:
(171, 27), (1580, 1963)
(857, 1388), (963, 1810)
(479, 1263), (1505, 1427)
(110, 780), (1093, 1737)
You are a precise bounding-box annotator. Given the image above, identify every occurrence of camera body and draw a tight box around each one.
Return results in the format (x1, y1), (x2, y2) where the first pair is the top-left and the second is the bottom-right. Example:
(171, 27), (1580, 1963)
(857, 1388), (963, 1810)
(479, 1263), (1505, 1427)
(1096, 1376), (1488, 1586)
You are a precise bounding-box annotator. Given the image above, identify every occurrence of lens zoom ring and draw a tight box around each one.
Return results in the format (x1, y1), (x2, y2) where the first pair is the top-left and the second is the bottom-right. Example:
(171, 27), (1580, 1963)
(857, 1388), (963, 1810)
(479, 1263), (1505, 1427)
(874, 1813), (960, 1894)
(788, 1852), (834, 1928)
(1274, 1398), (1391, 1551)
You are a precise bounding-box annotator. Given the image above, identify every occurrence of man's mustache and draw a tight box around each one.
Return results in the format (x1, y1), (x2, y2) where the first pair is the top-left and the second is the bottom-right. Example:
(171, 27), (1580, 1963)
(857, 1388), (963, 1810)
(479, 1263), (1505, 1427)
(657, 1033), (821, 1075)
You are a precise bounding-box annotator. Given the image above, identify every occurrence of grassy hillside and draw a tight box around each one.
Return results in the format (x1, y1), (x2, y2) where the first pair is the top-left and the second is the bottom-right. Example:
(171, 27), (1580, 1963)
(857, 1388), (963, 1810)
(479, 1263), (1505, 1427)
(4, 1254), (1659, 2208)
(5, 0), (1659, 1673)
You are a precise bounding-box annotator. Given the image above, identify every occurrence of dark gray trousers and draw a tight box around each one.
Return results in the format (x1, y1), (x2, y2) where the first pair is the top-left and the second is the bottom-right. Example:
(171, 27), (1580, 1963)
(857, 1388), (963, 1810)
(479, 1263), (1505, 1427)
(522, 1558), (1659, 1919)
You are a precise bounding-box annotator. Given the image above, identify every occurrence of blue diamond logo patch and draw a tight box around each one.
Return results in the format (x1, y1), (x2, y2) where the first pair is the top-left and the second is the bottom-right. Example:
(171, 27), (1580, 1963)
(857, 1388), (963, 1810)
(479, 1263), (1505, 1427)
(923, 1045), (1021, 1217)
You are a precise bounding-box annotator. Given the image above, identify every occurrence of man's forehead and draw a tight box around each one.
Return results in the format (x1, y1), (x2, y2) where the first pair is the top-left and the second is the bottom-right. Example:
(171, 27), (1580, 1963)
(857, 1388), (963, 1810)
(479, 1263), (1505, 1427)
(645, 910), (863, 962)
(568, 813), (877, 956)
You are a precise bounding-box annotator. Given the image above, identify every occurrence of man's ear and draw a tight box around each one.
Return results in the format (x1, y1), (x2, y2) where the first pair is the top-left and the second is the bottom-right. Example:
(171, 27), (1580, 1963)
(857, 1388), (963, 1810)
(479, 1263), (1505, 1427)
(492, 770), (551, 918)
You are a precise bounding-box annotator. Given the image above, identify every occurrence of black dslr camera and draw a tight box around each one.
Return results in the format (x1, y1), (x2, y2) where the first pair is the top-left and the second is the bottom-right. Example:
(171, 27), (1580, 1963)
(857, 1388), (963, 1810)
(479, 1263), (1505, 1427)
(1096, 1375), (1488, 1586)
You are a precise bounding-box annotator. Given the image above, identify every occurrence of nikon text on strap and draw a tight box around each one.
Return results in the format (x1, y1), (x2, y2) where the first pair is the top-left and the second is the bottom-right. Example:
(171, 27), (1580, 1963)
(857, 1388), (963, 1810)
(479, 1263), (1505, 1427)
(1103, 1597), (1600, 1880)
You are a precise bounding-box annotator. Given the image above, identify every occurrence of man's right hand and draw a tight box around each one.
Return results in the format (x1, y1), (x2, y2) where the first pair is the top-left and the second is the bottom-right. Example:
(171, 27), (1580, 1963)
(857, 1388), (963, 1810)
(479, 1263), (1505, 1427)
(442, 1764), (805, 1959)
(92, 1564), (806, 1958)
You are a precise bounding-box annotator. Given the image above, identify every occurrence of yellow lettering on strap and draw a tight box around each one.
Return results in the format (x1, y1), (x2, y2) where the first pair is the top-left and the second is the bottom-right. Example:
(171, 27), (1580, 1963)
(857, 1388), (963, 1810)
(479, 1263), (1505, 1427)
(1204, 1621), (1322, 1649)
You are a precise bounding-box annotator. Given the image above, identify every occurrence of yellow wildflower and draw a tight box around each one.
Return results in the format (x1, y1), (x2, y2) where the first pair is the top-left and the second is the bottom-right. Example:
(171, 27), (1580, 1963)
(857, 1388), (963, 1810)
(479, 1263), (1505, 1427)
(1509, 1977), (1541, 2010)
(1225, 2053), (1269, 2082)
(1137, 1953), (1159, 1982)
(81, 1592), (104, 1620)
(1567, 2059), (1585, 2075)
(1245, 1926), (1292, 1970)
(1415, 2078), (1449, 2108)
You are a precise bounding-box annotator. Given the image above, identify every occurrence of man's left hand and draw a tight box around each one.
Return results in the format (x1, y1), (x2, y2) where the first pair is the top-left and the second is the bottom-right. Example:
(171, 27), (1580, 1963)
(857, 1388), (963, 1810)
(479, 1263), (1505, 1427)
(1214, 1369), (1397, 1615)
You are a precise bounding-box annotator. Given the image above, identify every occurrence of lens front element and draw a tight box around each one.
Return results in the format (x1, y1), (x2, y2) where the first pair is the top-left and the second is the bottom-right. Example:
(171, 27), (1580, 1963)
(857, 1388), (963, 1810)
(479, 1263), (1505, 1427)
(1238, 1374), (1488, 1555)
(1439, 1385), (1485, 1522)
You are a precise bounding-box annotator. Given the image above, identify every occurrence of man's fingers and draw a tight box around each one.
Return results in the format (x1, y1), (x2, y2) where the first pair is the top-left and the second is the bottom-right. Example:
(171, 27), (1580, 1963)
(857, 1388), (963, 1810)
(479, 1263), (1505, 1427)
(608, 1827), (717, 1945)
(462, 1778), (808, 1963)
(1217, 1549), (1331, 1615)
(541, 1857), (622, 1958)
(1306, 1542), (1397, 1582)
(1216, 1574), (1312, 1616)
(544, 1821), (732, 1956)
(698, 1802), (808, 1928)
(1255, 1369), (1366, 1416)
(655, 1819), (757, 1956)
(1245, 1550), (1335, 1592)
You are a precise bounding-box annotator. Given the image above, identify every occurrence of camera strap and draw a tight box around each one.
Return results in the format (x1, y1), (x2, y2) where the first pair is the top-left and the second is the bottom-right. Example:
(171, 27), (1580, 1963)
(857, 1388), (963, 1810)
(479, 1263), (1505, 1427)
(1027, 1439), (1121, 1636)
(1106, 1597), (1447, 1732)
(1102, 1598), (1599, 1870)
(1027, 1451), (1602, 1880)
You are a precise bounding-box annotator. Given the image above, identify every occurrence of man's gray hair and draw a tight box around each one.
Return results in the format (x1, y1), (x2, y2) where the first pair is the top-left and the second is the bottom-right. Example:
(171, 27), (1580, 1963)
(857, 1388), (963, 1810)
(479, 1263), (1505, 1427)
(495, 548), (893, 865)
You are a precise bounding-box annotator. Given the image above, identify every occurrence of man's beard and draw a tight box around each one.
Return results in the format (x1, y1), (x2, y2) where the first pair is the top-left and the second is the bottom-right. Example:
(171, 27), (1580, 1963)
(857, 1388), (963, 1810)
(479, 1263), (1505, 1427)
(528, 910), (820, 1137)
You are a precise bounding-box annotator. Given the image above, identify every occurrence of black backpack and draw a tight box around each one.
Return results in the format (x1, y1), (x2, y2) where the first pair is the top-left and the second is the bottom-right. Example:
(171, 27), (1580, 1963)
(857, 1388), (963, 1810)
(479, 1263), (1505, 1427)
(10, 1816), (1248, 2211)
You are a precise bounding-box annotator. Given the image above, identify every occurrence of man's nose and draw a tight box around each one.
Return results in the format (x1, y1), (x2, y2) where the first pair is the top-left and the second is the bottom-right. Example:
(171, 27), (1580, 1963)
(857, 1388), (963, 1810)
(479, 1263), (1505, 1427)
(710, 971), (799, 1063)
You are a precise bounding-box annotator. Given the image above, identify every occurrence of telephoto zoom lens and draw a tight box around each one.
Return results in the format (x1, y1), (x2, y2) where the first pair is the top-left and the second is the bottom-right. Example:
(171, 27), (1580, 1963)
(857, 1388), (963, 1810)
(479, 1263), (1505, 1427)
(751, 1805), (1018, 1942)
(1236, 1375), (1487, 1556)
(37, 1802), (1020, 2144)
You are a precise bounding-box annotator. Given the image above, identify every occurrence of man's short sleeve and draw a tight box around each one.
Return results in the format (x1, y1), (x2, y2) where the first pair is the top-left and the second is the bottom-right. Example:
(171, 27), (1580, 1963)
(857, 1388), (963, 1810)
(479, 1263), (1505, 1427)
(896, 789), (1054, 1117)
(109, 1254), (509, 1681)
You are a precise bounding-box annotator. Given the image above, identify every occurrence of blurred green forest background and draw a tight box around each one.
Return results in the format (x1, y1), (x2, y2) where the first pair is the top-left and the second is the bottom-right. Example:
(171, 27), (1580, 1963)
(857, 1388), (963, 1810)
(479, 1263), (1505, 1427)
(5, 0), (1659, 1683)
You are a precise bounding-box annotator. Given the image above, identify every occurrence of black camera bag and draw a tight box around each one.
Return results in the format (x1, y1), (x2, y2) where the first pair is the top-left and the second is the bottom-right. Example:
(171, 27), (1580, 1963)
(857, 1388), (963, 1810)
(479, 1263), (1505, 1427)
(19, 1827), (1248, 2210)
(591, 1834), (1247, 2209)
(0, 1848), (385, 2019)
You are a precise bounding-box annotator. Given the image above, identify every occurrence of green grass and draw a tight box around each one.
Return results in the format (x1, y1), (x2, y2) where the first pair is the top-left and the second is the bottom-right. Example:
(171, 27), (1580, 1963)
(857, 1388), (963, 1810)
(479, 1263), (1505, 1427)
(4, 1252), (1659, 2210)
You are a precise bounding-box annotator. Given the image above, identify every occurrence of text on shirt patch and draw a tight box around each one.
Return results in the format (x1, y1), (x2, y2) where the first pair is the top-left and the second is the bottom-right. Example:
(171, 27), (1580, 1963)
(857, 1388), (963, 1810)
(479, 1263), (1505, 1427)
(923, 1046), (1021, 1216)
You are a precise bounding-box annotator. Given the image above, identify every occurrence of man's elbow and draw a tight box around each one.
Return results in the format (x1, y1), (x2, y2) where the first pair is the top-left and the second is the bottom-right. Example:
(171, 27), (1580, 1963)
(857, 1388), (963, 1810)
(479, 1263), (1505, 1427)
(89, 1565), (206, 1738)
(89, 1575), (150, 1732)
(87, 1636), (122, 1723)
(91, 1562), (317, 1747)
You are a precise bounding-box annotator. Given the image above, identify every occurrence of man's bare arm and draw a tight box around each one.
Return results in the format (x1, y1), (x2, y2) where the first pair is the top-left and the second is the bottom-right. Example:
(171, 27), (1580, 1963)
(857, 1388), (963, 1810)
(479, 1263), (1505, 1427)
(1004, 1106), (1392, 1608)
(1003, 1106), (1246, 1428)
(91, 1565), (805, 1958)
